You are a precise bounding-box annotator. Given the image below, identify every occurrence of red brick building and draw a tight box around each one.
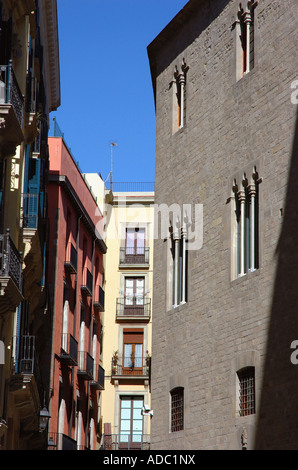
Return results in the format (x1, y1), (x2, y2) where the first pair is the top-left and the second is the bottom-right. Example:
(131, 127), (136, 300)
(46, 133), (106, 450)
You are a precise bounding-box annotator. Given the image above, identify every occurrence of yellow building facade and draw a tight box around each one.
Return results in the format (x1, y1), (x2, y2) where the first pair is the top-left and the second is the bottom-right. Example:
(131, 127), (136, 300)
(0, 0), (60, 450)
(84, 175), (154, 450)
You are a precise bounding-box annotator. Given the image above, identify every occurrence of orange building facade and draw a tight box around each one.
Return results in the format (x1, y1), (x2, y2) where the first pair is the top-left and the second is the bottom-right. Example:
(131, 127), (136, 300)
(46, 135), (106, 450)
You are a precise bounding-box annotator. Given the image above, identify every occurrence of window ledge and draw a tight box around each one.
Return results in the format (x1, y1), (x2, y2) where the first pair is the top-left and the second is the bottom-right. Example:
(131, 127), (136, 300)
(167, 301), (187, 314)
(230, 267), (260, 286)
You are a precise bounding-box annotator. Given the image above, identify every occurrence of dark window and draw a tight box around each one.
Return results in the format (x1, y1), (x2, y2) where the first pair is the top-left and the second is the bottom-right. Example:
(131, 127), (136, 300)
(238, 367), (256, 416)
(171, 387), (184, 432)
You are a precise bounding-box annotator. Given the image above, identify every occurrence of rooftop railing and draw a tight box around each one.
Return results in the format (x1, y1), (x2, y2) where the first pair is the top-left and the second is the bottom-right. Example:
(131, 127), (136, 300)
(105, 182), (154, 192)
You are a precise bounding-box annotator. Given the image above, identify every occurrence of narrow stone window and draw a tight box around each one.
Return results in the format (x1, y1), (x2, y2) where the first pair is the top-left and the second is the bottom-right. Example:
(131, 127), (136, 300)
(232, 167), (260, 278)
(237, 367), (256, 416)
(170, 387), (184, 432)
(234, 1), (257, 80)
(170, 226), (187, 308)
(172, 59), (189, 133)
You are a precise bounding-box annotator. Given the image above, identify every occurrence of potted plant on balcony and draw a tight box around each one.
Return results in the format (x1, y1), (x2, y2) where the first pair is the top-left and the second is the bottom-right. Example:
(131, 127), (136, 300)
(146, 351), (150, 372)
(130, 352), (135, 370)
(112, 350), (118, 374)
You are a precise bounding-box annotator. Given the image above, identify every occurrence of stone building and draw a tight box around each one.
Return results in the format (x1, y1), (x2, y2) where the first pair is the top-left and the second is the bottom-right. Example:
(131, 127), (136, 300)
(148, 0), (298, 449)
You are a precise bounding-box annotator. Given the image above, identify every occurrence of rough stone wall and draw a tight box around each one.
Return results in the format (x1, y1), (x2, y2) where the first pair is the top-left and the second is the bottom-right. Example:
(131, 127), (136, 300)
(150, 0), (298, 450)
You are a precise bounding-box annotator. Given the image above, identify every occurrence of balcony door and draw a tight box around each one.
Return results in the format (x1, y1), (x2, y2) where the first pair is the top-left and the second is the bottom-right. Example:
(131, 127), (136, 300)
(125, 228), (145, 262)
(123, 330), (143, 372)
(119, 396), (143, 448)
(124, 277), (144, 315)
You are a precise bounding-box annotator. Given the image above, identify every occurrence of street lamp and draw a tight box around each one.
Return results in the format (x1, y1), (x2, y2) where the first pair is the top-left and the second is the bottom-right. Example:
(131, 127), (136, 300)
(39, 404), (50, 432)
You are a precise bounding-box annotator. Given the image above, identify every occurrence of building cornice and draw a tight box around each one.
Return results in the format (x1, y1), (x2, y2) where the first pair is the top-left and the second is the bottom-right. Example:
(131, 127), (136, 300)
(40, 0), (61, 112)
(48, 173), (107, 254)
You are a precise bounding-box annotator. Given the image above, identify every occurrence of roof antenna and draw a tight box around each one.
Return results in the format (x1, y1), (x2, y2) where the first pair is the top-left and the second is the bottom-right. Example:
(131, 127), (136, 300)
(110, 142), (117, 192)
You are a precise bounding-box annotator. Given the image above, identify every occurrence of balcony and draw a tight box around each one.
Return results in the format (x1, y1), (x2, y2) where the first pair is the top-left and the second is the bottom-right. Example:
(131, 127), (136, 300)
(116, 296), (151, 322)
(91, 364), (105, 390)
(81, 268), (93, 296)
(59, 333), (78, 366)
(9, 335), (42, 433)
(111, 356), (150, 380)
(0, 61), (24, 155)
(102, 434), (150, 450)
(48, 433), (78, 450)
(93, 284), (105, 311)
(0, 229), (23, 314)
(64, 242), (77, 274)
(119, 247), (149, 267)
(78, 351), (94, 380)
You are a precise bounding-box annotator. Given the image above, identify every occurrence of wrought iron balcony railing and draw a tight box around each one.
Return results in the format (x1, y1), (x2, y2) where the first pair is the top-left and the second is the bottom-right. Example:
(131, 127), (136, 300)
(116, 296), (151, 319)
(81, 268), (93, 296)
(0, 229), (22, 291)
(91, 364), (105, 390)
(111, 356), (150, 377)
(0, 61), (24, 128)
(48, 432), (78, 450)
(78, 351), (94, 380)
(12, 335), (43, 398)
(60, 333), (78, 366)
(119, 246), (149, 265)
(93, 284), (104, 311)
(102, 434), (150, 450)
(64, 242), (77, 274)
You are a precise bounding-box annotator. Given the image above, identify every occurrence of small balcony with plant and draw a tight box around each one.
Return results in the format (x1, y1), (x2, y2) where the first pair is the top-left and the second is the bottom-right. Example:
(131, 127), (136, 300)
(111, 351), (150, 381)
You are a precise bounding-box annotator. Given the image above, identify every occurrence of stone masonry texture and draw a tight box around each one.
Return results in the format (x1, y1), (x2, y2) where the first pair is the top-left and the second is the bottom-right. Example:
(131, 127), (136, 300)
(148, 0), (298, 450)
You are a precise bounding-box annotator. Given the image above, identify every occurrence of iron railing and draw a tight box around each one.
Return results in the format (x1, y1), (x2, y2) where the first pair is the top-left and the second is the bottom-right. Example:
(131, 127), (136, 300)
(105, 182), (154, 192)
(78, 351), (94, 380)
(22, 193), (39, 229)
(81, 268), (93, 296)
(111, 356), (150, 377)
(48, 432), (78, 450)
(93, 284), (104, 311)
(116, 296), (151, 319)
(91, 364), (105, 390)
(64, 242), (77, 273)
(0, 229), (22, 290)
(0, 61), (24, 127)
(60, 333), (78, 366)
(12, 334), (44, 404)
(102, 434), (150, 450)
(119, 246), (149, 265)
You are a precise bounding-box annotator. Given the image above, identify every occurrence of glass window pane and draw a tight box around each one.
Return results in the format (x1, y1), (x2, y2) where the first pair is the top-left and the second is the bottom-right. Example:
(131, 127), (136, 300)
(121, 409), (131, 420)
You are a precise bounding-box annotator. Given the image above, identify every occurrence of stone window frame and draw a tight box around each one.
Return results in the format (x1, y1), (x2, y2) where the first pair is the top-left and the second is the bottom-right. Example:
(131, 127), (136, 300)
(171, 58), (189, 134)
(233, 1), (258, 82)
(228, 163), (262, 282)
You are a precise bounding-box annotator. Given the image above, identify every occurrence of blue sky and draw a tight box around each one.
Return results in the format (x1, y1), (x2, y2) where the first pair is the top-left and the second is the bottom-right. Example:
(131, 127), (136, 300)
(50, 0), (189, 185)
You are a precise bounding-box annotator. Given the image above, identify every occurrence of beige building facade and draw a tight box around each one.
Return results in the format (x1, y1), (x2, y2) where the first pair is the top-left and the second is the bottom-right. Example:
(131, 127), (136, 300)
(148, 0), (298, 450)
(84, 176), (154, 450)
